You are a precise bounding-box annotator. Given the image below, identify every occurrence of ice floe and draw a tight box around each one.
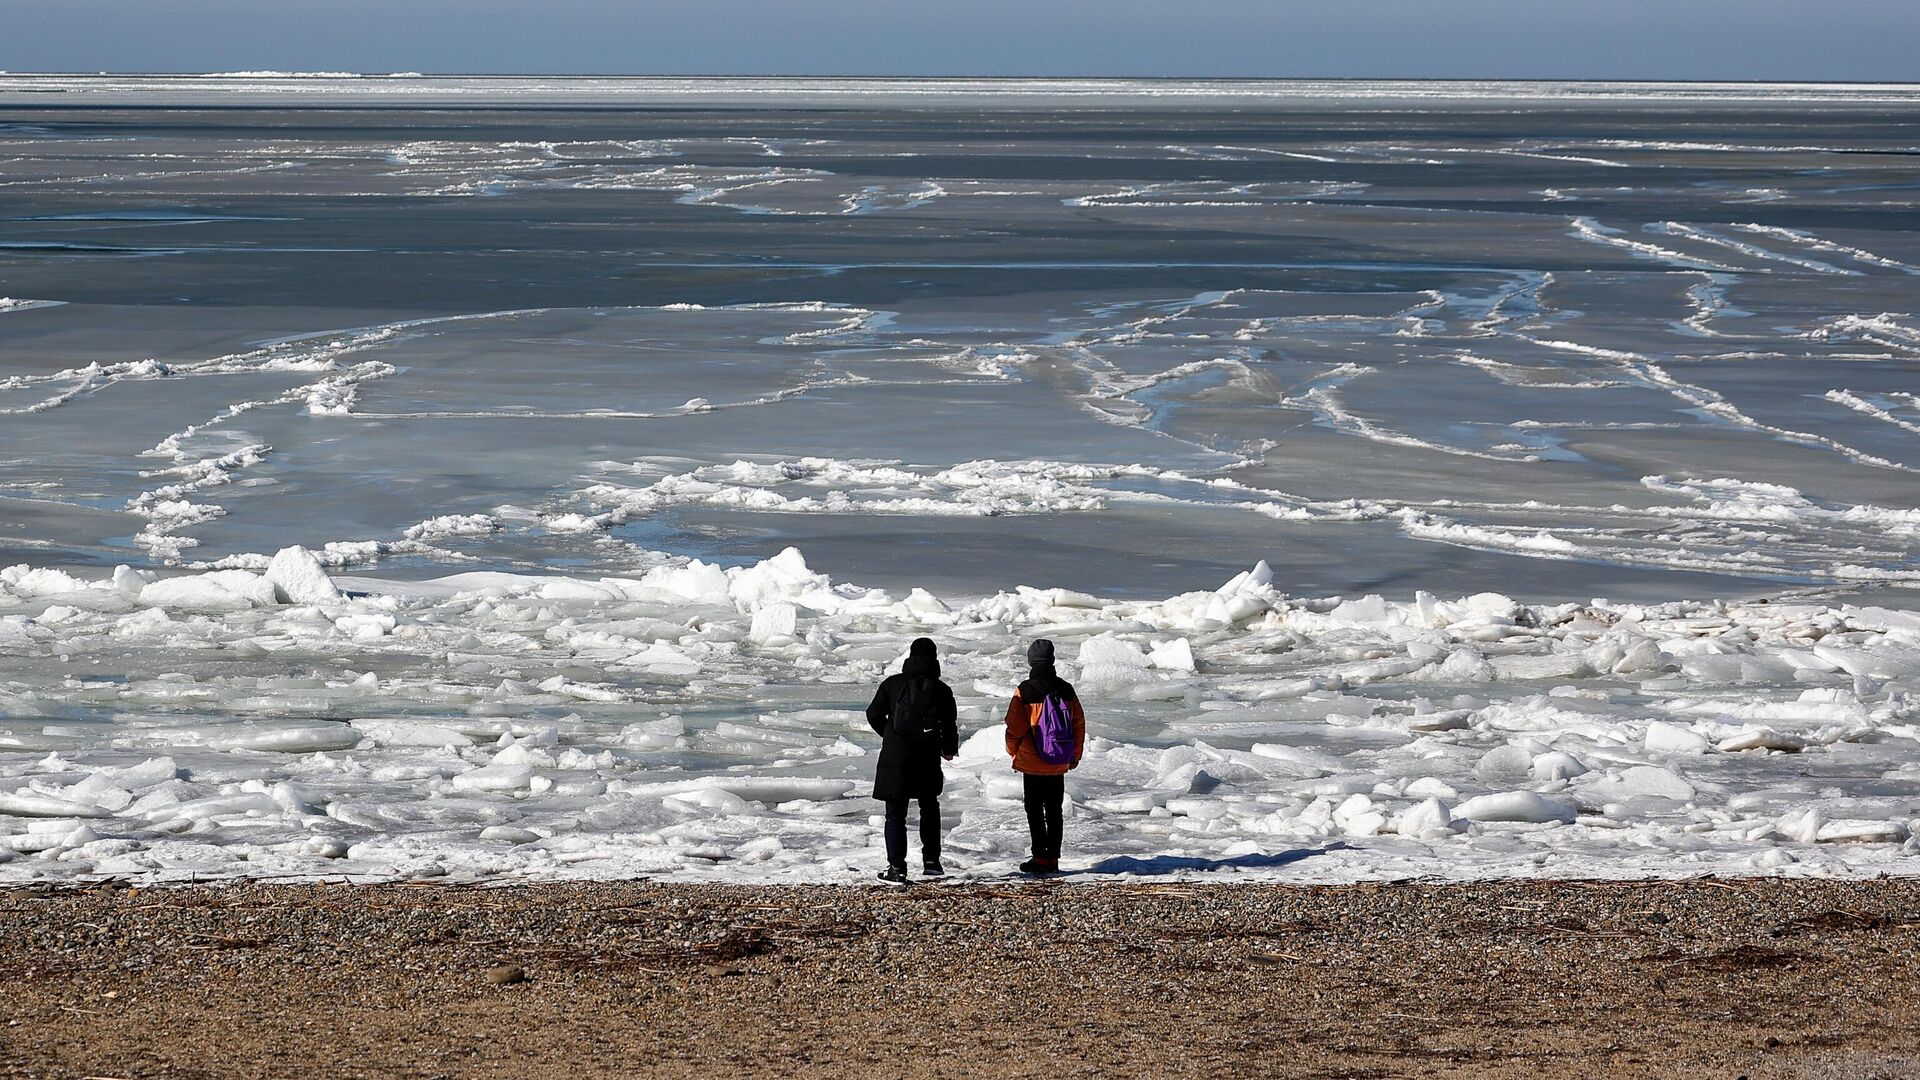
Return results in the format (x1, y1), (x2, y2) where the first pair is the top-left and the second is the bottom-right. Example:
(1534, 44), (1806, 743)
(3, 546), (1919, 885)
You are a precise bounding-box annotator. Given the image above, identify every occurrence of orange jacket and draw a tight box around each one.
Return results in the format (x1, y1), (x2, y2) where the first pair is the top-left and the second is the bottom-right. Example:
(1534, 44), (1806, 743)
(1003, 690), (1086, 776)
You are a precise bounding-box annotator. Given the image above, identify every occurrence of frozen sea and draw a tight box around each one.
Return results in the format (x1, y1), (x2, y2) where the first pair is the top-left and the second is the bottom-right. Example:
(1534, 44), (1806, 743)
(1, 76), (1918, 885)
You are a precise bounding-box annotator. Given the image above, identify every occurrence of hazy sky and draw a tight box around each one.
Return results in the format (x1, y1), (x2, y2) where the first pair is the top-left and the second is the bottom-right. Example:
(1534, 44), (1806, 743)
(6, 0), (1918, 82)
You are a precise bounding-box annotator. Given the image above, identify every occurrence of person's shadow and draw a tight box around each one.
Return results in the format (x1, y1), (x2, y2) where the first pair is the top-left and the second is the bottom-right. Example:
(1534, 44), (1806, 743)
(1077, 841), (1349, 877)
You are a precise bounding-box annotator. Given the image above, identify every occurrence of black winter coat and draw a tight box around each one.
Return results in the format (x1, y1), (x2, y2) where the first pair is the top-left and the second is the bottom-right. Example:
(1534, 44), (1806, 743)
(865, 654), (960, 801)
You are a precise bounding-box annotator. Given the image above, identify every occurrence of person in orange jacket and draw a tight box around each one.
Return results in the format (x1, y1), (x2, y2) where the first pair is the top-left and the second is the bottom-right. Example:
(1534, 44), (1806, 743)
(1002, 638), (1086, 874)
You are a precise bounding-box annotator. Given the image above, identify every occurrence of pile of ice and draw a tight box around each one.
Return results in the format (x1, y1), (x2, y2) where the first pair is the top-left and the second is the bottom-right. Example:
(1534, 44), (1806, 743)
(2, 545), (1918, 884)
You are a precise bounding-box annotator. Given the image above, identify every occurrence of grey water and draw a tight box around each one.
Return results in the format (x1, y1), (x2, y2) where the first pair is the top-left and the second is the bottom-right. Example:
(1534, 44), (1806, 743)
(3, 76), (1919, 604)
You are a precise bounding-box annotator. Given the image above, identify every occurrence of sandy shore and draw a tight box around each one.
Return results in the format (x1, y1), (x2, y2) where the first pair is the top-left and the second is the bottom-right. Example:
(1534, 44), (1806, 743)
(2, 878), (1918, 1078)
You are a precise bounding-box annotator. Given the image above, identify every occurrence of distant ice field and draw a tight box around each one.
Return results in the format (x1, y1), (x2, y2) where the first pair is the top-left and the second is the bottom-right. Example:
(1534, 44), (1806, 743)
(5, 74), (1920, 108)
(0, 80), (1917, 884)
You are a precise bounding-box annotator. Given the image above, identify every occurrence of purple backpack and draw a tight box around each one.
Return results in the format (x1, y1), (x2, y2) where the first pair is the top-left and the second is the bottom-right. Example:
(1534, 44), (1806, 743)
(1034, 692), (1077, 765)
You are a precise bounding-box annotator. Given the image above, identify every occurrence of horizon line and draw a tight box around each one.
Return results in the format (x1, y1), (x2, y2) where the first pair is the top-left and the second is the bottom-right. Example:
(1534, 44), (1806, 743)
(6, 72), (1920, 88)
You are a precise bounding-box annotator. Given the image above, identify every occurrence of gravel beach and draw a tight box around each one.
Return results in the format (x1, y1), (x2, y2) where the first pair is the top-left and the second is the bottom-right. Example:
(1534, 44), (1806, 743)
(3, 878), (1918, 1078)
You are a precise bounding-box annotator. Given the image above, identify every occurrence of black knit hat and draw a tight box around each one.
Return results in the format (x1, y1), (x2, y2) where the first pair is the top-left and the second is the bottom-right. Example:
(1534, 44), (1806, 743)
(1026, 639), (1055, 665)
(910, 637), (937, 657)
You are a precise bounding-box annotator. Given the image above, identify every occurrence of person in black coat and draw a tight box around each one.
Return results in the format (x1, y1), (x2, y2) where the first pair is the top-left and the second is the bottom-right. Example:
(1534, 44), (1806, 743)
(865, 637), (960, 881)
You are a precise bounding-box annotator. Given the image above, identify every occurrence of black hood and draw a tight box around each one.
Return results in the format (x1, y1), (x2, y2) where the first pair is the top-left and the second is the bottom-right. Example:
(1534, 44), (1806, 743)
(1022, 637), (1071, 699)
(904, 639), (940, 679)
(1027, 637), (1058, 683)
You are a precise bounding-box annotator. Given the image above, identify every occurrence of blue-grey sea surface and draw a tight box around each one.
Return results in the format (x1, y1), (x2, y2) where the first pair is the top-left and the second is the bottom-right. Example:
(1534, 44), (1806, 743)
(4, 80), (1920, 887)
(2, 77), (1917, 602)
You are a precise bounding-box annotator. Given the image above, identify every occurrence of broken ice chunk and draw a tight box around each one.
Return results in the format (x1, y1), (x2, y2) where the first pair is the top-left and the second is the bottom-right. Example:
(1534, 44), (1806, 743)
(1453, 791), (1578, 824)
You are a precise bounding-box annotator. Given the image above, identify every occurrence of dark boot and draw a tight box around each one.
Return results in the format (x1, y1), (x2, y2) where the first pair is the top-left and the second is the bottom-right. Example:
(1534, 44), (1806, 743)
(922, 859), (945, 878)
(878, 864), (908, 883)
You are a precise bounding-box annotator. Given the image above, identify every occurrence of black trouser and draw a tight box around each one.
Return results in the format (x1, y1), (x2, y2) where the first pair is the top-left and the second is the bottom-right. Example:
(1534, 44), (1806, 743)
(883, 797), (941, 866)
(1023, 774), (1065, 860)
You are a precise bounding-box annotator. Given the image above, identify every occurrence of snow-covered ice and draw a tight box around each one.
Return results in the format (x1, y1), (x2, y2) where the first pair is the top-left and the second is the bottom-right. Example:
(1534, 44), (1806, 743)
(3, 547), (1919, 885)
